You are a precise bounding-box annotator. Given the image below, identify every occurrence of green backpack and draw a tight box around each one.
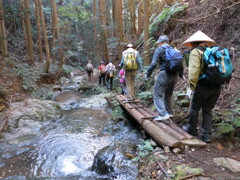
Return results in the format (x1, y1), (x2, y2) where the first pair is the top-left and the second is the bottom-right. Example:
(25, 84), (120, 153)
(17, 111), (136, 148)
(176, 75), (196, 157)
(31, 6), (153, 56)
(123, 51), (137, 70)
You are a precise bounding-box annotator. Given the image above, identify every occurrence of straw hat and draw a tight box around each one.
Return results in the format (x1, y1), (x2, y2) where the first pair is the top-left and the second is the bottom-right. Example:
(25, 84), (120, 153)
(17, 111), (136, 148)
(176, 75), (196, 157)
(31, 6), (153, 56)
(127, 44), (133, 48)
(182, 30), (216, 48)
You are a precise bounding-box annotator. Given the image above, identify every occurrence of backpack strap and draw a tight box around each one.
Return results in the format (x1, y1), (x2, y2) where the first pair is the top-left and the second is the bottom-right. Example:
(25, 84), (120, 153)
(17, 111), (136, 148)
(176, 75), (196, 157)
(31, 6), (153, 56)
(196, 46), (205, 52)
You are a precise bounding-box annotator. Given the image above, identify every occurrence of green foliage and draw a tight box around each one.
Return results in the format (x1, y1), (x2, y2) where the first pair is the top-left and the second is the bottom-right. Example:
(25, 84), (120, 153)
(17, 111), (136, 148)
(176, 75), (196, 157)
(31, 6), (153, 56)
(149, 3), (188, 37)
(216, 108), (240, 136)
(62, 65), (72, 74)
(132, 140), (153, 161)
(31, 87), (54, 100)
(111, 104), (126, 119)
(236, 97), (240, 104)
(14, 64), (38, 91)
(137, 91), (153, 102)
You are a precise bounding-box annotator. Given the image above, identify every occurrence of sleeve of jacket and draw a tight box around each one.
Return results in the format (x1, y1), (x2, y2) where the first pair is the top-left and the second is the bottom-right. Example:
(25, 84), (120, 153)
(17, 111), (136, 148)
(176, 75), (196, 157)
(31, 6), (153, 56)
(146, 47), (161, 77)
(188, 49), (202, 91)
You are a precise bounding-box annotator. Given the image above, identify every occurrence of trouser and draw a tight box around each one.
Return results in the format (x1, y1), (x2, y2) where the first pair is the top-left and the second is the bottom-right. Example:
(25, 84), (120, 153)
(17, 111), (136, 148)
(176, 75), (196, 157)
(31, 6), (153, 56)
(153, 70), (178, 116)
(188, 83), (221, 136)
(99, 74), (106, 86)
(87, 72), (92, 81)
(106, 75), (114, 90)
(120, 82), (127, 95)
(125, 70), (137, 99)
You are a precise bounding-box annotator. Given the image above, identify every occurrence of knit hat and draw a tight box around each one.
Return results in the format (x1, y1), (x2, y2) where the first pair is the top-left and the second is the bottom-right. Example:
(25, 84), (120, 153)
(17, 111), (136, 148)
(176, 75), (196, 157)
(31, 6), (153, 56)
(157, 35), (169, 43)
(182, 30), (216, 47)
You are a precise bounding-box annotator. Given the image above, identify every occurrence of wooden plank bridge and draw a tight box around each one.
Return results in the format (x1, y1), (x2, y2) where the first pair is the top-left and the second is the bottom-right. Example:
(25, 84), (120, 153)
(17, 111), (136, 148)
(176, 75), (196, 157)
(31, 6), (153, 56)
(116, 94), (206, 150)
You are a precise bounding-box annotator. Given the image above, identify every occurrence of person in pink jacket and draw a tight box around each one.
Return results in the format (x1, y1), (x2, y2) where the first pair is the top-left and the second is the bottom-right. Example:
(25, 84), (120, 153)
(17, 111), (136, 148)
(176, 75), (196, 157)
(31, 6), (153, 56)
(119, 68), (127, 95)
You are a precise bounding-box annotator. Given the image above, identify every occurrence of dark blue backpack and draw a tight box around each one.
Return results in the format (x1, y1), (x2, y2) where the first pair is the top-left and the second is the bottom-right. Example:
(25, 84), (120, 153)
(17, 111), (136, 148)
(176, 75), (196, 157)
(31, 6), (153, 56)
(164, 46), (183, 73)
(199, 46), (233, 85)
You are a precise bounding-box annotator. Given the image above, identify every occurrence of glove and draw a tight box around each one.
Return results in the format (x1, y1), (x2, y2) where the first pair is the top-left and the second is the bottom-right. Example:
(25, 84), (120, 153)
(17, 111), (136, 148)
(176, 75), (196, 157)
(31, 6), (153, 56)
(186, 89), (192, 99)
(144, 74), (149, 81)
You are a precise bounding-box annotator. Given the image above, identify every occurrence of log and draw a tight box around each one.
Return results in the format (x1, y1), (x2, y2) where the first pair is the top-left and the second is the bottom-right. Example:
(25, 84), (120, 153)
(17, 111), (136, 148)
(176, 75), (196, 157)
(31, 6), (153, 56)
(116, 95), (184, 148)
(116, 95), (206, 148)
(134, 100), (192, 140)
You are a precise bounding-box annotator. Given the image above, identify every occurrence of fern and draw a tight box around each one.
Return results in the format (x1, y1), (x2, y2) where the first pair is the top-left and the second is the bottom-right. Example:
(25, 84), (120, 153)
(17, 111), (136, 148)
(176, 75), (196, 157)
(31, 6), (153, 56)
(216, 122), (234, 135)
(149, 3), (188, 37)
(233, 117), (240, 127)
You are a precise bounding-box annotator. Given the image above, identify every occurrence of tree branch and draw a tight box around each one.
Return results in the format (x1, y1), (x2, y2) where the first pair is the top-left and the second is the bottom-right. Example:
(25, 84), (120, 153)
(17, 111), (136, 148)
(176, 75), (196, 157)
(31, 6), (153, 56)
(171, 1), (240, 24)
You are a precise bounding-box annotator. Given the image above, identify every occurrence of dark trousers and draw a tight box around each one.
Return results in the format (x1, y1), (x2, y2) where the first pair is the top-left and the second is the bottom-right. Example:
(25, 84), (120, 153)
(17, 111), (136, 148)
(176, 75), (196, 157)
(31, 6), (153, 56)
(99, 74), (106, 86)
(120, 82), (127, 95)
(188, 83), (221, 136)
(106, 75), (113, 90)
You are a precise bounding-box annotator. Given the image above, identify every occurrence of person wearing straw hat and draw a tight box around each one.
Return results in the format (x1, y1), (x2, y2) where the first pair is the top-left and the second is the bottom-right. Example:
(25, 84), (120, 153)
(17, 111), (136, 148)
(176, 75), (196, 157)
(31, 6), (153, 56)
(182, 30), (221, 143)
(145, 35), (183, 121)
(119, 43), (143, 99)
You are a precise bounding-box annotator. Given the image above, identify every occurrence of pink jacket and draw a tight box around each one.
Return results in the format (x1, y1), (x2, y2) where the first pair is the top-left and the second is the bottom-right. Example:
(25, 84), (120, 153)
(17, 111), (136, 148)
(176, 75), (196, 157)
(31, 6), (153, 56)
(119, 69), (125, 83)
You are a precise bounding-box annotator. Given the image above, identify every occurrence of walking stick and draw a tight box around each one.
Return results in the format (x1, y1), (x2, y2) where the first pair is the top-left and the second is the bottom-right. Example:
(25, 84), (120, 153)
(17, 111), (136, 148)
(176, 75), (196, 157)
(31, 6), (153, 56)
(176, 96), (193, 123)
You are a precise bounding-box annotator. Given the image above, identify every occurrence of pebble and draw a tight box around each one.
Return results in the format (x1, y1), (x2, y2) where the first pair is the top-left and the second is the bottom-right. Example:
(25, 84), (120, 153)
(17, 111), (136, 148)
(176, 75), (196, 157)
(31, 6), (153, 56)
(172, 148), (182, 154)
(164, 146), (170, 153)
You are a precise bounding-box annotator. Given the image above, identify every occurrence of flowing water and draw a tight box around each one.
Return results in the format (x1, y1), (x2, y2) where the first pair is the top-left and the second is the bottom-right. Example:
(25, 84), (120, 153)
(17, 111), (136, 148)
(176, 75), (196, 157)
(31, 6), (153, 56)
(0, 75), (142, 179)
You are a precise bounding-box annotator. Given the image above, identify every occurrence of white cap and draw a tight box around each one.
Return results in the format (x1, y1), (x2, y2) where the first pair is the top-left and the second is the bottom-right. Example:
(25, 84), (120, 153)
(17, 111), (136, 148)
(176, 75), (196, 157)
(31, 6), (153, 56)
(127, 44), (133, 48)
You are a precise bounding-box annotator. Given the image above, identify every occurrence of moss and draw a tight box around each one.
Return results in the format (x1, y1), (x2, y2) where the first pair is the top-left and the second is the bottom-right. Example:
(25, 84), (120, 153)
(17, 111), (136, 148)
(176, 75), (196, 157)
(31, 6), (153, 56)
(174, 164), (203, 179)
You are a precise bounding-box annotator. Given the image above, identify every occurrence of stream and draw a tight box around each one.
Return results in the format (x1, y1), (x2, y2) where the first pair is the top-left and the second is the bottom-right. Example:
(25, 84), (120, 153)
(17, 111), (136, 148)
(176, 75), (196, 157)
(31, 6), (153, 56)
(0, 74), (142, 180)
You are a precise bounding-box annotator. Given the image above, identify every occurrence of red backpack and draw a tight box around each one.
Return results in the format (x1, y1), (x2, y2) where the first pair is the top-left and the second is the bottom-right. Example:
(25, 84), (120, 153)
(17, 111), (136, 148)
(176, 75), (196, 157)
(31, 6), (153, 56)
(99, 65), (106, 75)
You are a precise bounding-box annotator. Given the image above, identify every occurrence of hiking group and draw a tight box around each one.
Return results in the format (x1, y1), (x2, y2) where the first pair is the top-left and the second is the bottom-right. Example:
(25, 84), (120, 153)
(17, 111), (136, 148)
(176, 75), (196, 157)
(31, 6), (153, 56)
(84, 30), (233, 143)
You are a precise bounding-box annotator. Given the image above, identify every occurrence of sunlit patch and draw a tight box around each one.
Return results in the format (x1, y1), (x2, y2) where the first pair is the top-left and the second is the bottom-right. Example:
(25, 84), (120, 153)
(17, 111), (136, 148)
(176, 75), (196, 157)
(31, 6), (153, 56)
(60, 156), (80, 174)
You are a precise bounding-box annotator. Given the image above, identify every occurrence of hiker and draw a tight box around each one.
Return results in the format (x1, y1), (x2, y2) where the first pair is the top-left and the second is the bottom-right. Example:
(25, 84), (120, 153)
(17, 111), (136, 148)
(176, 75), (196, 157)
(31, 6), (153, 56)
(145, 35), (183, 121)
(119, 67), (127, 95)
(85, 60), (94, 82)
(182, 30), (222, 143)
(98, 61), (106, 86)
(119, 44), (143, 99)
(105, 61), (116, 91)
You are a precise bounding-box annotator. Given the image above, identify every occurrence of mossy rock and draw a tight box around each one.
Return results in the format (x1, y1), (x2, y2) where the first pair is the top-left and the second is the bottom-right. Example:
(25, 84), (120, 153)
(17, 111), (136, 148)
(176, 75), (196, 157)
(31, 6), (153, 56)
(174, 164), (203, 179)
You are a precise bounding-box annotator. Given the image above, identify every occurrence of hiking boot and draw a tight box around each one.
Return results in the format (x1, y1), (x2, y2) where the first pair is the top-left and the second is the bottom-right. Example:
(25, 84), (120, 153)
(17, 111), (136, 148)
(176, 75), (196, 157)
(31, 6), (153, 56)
(153, 113), (170, 121)
(182, 124), (198, 136)
(200, 134), (211, 143)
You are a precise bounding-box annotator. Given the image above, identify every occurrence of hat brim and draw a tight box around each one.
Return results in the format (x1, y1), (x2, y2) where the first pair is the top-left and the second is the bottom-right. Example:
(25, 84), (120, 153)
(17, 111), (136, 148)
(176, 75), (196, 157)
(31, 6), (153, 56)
(182, 40), (216, 48)
(182, 30), (216, 48)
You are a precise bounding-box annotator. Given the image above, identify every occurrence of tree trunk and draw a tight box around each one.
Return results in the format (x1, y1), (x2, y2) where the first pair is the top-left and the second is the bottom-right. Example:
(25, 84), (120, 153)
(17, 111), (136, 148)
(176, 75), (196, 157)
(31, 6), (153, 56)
(129, 0), (136, 37)
(50, 0), (56, 63)
(99, 0), (109, 62)
(93, 0), (99, 61)
(51, 0), (64, 70)
(24, 0), (34, 64)
(0, 0), (8, 56)
(112, 0), (117, 38)
(115, 0), (124, 63)
(20, 0), (28, 53)
(137, 0), (143, 36)
(38, 0), (51, 73)
(143, 0), (150, 65)
(35, 0), (43, 62)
